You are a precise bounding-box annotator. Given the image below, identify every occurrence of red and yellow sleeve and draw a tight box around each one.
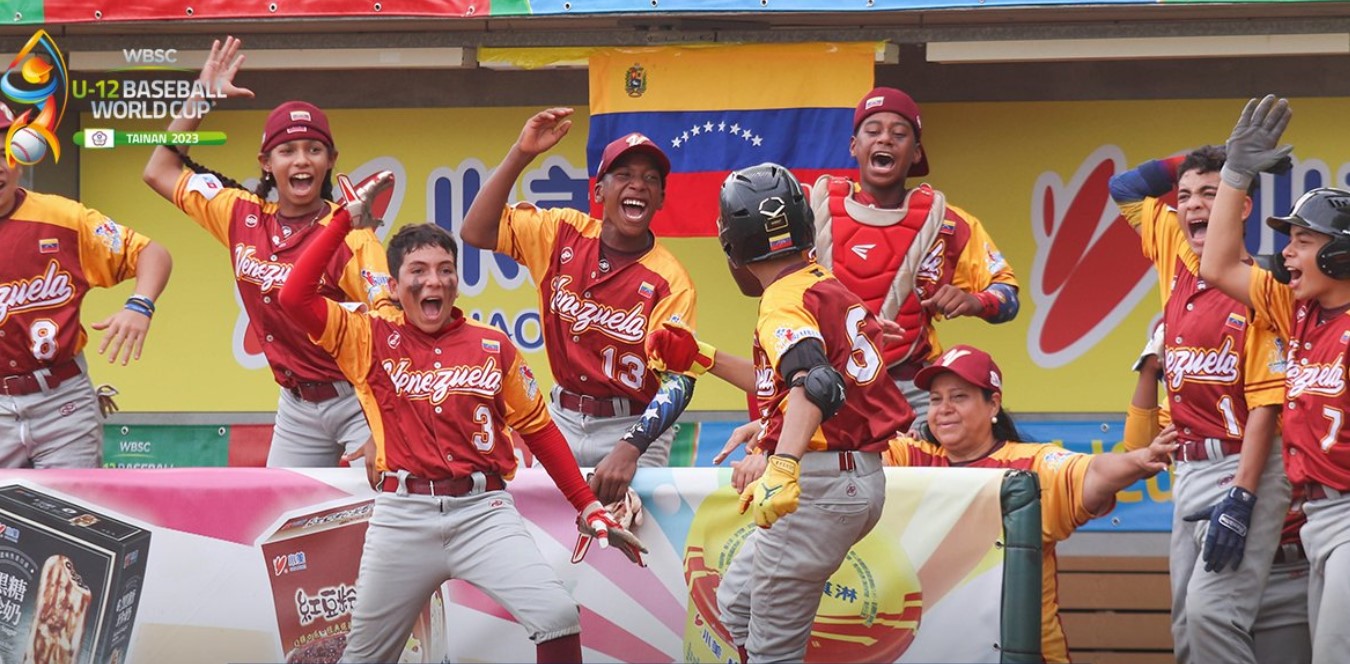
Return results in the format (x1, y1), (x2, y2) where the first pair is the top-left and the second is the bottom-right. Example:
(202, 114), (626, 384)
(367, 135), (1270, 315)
(755, 288), (823, 374)
(337, 227), (396, 312)
(501, 347), (552, 436)
(647, 270), (698, 334)
(949, 211), (1018, 293)
(76, 205), (152, 288)
(882, 436), (944, 467)
(1243, 321), (1288, 410)
(170, 168), (248, 246)
(1135, 198), (1188, 298)
(1032, 446), (1097, 542)
(495, 202), (573, 277)
(314, 300), (375, 384)
(1249, 268), (1295, 340)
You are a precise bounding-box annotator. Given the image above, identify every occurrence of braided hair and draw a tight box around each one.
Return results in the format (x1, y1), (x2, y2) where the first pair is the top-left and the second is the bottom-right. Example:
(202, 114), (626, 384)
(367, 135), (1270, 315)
(172, 147), (336, 202)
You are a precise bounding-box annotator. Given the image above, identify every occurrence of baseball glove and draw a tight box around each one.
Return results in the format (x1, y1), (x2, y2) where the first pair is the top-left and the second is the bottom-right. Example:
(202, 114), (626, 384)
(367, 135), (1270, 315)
(95, 384), (120, 418)
(571, 490), (647, 567)
(336, 170), (395, 229)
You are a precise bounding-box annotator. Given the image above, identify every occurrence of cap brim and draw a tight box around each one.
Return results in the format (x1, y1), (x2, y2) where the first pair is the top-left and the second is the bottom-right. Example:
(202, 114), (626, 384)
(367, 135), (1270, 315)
(912, 364), (949, 391)
(909, 153), (930, 178)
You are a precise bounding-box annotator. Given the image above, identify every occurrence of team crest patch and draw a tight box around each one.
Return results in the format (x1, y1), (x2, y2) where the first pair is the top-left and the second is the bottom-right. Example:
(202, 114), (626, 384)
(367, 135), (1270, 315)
(360, 269), (391, 302)
(638, 282), (654, 299)
(625, 64), (647, 98)
(482, 339), (501, 353)
(1226, 313), (1247, 331)
(984, 243), (1008, 273)
(1040, 449), (1075, 471)
(39, 239), (58, 254)
(772, 326), (823, 356)
(93, 218), (125, 254)
(520, 364), (539, 400)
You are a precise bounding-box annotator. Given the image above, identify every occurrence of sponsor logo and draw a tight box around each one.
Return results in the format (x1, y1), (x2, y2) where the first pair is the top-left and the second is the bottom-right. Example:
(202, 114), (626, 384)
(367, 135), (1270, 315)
(864, 96), (885, 110)
(382, 356), (504, 404)
(387, 331), (401, 349)
(1165, 336), (1241, 390)
(244, 214), (258, 228)
(548, 275), (648, 343)
(273, 550), (308, 576)
(850, 243), (875, 260)
(233, 244), (292, 292)
(560, 247), (574, 264)
(289, 110), (311, 122)
(0, 260), (76, 325)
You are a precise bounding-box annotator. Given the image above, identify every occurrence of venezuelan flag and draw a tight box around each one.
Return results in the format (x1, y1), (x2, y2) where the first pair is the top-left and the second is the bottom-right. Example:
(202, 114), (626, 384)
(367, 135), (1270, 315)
(588, 43), (875, 237)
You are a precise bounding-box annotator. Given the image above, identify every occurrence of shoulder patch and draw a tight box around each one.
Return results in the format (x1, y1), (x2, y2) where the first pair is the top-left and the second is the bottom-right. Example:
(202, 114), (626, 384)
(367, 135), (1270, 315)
(772, 326), (823, 356)
(93, 218), (126, 254)
(520, 363), (539, 400)
(185, 172), (225, 201)
(1039, 449), (1078, 471)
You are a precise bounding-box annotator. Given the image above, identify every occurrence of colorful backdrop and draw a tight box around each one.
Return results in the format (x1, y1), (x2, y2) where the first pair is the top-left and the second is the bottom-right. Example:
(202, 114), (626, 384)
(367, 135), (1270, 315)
(77, 98), (1350, 414)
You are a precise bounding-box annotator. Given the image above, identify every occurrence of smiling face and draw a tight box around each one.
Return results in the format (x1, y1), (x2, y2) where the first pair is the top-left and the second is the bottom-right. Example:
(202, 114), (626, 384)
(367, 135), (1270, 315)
(850, 111), (922, 202)
(259, 139), (336, 216)
(926, 372), (1001, 462)
(391, 244), (460, 334)
(596, 152), (665, 247)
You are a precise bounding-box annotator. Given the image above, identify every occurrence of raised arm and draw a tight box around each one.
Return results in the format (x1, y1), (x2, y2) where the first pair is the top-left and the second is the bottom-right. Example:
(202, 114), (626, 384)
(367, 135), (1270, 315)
(1109, 155), (1185, 236)
(460, 107), (573, 250)
(1199, 95), (1293, 306)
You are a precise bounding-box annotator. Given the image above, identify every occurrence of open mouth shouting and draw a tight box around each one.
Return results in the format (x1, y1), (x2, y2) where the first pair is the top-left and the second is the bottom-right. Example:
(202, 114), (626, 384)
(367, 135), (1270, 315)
(869, 151), (897, 174)
(621, 197), (649, 222)
(419, 294), (444, 320)
(288, 172), (317, 197)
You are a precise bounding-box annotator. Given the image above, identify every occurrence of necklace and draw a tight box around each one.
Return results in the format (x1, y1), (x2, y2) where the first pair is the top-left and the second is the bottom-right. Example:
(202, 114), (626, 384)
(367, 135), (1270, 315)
(277, 204), (327, 227)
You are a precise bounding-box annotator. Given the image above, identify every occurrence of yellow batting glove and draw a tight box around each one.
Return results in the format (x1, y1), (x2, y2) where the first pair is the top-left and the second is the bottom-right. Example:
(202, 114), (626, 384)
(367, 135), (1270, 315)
(646, 321), (716, 377)
(748, 455), (801, 529)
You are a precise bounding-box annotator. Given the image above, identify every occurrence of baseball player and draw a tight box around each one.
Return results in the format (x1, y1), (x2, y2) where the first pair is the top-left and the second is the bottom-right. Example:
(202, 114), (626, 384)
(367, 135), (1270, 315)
(810, 87), (1020, 421)
(1110, 145), (1291, 664)
(461, 108), (698, 504)
(1126, 328), (1311, 663)
(143, 36), (393, 467)
(0, 104), (172, 468)
(651, 162), (914, 662)
(1200, 95), (1350, 664)
(884, 344), (1177, 663)
(278, 179), (643, 664)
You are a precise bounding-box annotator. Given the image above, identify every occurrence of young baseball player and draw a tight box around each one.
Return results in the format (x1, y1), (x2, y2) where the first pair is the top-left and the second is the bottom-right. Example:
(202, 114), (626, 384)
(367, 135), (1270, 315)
(881, 344), (1177, 663)
(1111, 146), (1291, 664)
(1200, 94), (1350, 664)
(143, 36), (393, 467)
(278, 179), (644, 664)
(1125, 328), (1311, 663)
(461, 108), (698, 504)
(809, 87), (1020, 421)
(650, 162), (914, 662)
(0, 104), (172, 468)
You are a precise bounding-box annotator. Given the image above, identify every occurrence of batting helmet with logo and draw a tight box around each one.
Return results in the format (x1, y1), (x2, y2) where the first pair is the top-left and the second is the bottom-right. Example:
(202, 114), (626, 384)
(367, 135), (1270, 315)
(1267, 187), (1350, 280)
(717, 162), (814, 268)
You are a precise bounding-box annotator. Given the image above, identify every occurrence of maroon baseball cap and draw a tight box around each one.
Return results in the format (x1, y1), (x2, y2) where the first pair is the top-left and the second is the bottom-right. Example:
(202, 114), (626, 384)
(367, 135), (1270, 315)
(854, 87), (929, 177)
(914, 344), (1003, 394)
(260, 101), (333, 154)
(595, 132), (671, 180)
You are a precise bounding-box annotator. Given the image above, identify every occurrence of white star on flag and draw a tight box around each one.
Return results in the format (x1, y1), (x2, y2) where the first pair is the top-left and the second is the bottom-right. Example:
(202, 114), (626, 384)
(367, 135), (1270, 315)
(704, 121), (714, 132)
(672, 137), (683, 147)
(691, 125), (701, 136)
(730, 123), (741, 133)
(752, 136), (763, 147)
(718, 121), (727, 132)
(742, 129), (753, 139)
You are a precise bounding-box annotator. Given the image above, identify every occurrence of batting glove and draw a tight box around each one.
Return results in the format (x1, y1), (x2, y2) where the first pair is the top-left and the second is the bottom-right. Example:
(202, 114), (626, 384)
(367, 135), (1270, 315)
(1132, 323), (1165, 373)
(336, 170), (396, 229)
(739, 454), (801, 529)
(645, 321), (716, 377)
(1183, 486), (1257, 573)
(573, 498), (648, 567)
(1221, 95), (1294, 190)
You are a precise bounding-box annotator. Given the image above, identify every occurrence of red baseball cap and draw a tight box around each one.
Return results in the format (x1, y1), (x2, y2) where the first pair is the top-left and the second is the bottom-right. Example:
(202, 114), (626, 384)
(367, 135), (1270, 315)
(260, 101), (333, 154)
(595, 132), (671, 180)
(854, 87), (929, 177)
(914, 344), (1003, 394)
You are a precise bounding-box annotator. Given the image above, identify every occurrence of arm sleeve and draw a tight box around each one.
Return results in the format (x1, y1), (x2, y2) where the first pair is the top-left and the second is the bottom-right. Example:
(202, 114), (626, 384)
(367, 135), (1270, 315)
(170, 168), (247, 246)
(76, 206), (152, 288)
(520, 422), (599, 513)
(280, 209), (354, 338)
(949, 214), (1019, 309)
(1109, 158), (1182, 209)
(647, 280), (698, 333)
(337, 227), (396, 313)
(1036, 447), (1098, 541)
(1243, 321), (1288, 410)
(1123, 404), (1161, 452)
(1249, 267), (1296, 340)
(756, 297), (824, 377)
(494, 202), (567, 278)
(620, 373), (695, 453)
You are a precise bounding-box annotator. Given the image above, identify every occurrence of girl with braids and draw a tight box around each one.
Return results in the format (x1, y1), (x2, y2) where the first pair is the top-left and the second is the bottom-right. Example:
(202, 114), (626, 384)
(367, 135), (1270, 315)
(143, 36), (393, 467)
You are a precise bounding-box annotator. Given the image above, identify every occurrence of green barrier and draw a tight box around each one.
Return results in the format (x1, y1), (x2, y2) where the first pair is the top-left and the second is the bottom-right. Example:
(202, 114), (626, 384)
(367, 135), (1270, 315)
(103, 424), (231, 468)
(1000, 469), (1044, 663)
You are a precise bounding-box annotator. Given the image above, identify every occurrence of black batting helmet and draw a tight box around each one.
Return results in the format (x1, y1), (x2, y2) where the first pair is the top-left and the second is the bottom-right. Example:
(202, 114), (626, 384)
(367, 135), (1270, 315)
(1267, 187), (1350, 280)
(717, 163), (814, 268)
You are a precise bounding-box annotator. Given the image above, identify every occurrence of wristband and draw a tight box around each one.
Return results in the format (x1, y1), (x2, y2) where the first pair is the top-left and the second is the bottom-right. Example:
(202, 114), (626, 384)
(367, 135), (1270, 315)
(124, 300), (154, 318)
(127, 294), (156, 314)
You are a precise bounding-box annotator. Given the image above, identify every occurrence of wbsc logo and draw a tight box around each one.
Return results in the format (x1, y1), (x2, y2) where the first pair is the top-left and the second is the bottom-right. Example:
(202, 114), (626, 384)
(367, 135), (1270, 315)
(1, 30), (67, 167)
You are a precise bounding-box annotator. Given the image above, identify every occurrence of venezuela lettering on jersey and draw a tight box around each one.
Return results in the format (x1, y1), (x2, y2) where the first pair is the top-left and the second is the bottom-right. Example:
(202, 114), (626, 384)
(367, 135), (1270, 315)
(1287, 357), (1347, 399)
(234, 244), (291, 292)
(548, 275), (647, 342)
(382, 357), (503, 404)
(0, 260), (76, 325)
(1165, 336), (1241, 391)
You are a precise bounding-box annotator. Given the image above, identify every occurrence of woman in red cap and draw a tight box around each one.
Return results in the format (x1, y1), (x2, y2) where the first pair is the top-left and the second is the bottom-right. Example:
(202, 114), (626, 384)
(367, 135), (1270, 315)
(142, 36), (393, 468)
(885, 344), (1178, 662)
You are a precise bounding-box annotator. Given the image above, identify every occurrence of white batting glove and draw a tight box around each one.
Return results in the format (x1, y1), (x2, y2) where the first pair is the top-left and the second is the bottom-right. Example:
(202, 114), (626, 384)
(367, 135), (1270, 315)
(336, 170), (395, 229)
(1132, 323), (1165, 372)
(572, 496), (647, 567)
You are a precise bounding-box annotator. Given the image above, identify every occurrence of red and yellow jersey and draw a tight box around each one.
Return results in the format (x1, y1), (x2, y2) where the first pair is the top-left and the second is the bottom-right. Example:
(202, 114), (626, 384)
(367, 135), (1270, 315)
(751, 263), (914, 453)
(817, 179), (1017, 365)
(1251, 268), (1350, 489)
(0, 191), (151, 373)
(172, 170), (393, 388)
(884, 437), (1098, 663)
(1127, 196), (1285, 444)
(496, 203), (696, 403)
(315, 303), (550, 479)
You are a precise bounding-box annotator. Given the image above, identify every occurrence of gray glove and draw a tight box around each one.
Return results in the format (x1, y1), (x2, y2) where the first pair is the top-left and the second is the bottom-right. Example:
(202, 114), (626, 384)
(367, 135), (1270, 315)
(1221, 95), (1293, 190)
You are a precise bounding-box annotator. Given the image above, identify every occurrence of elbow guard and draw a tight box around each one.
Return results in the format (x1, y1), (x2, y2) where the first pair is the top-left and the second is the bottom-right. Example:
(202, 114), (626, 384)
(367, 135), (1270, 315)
(792, 364), (847, 421)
